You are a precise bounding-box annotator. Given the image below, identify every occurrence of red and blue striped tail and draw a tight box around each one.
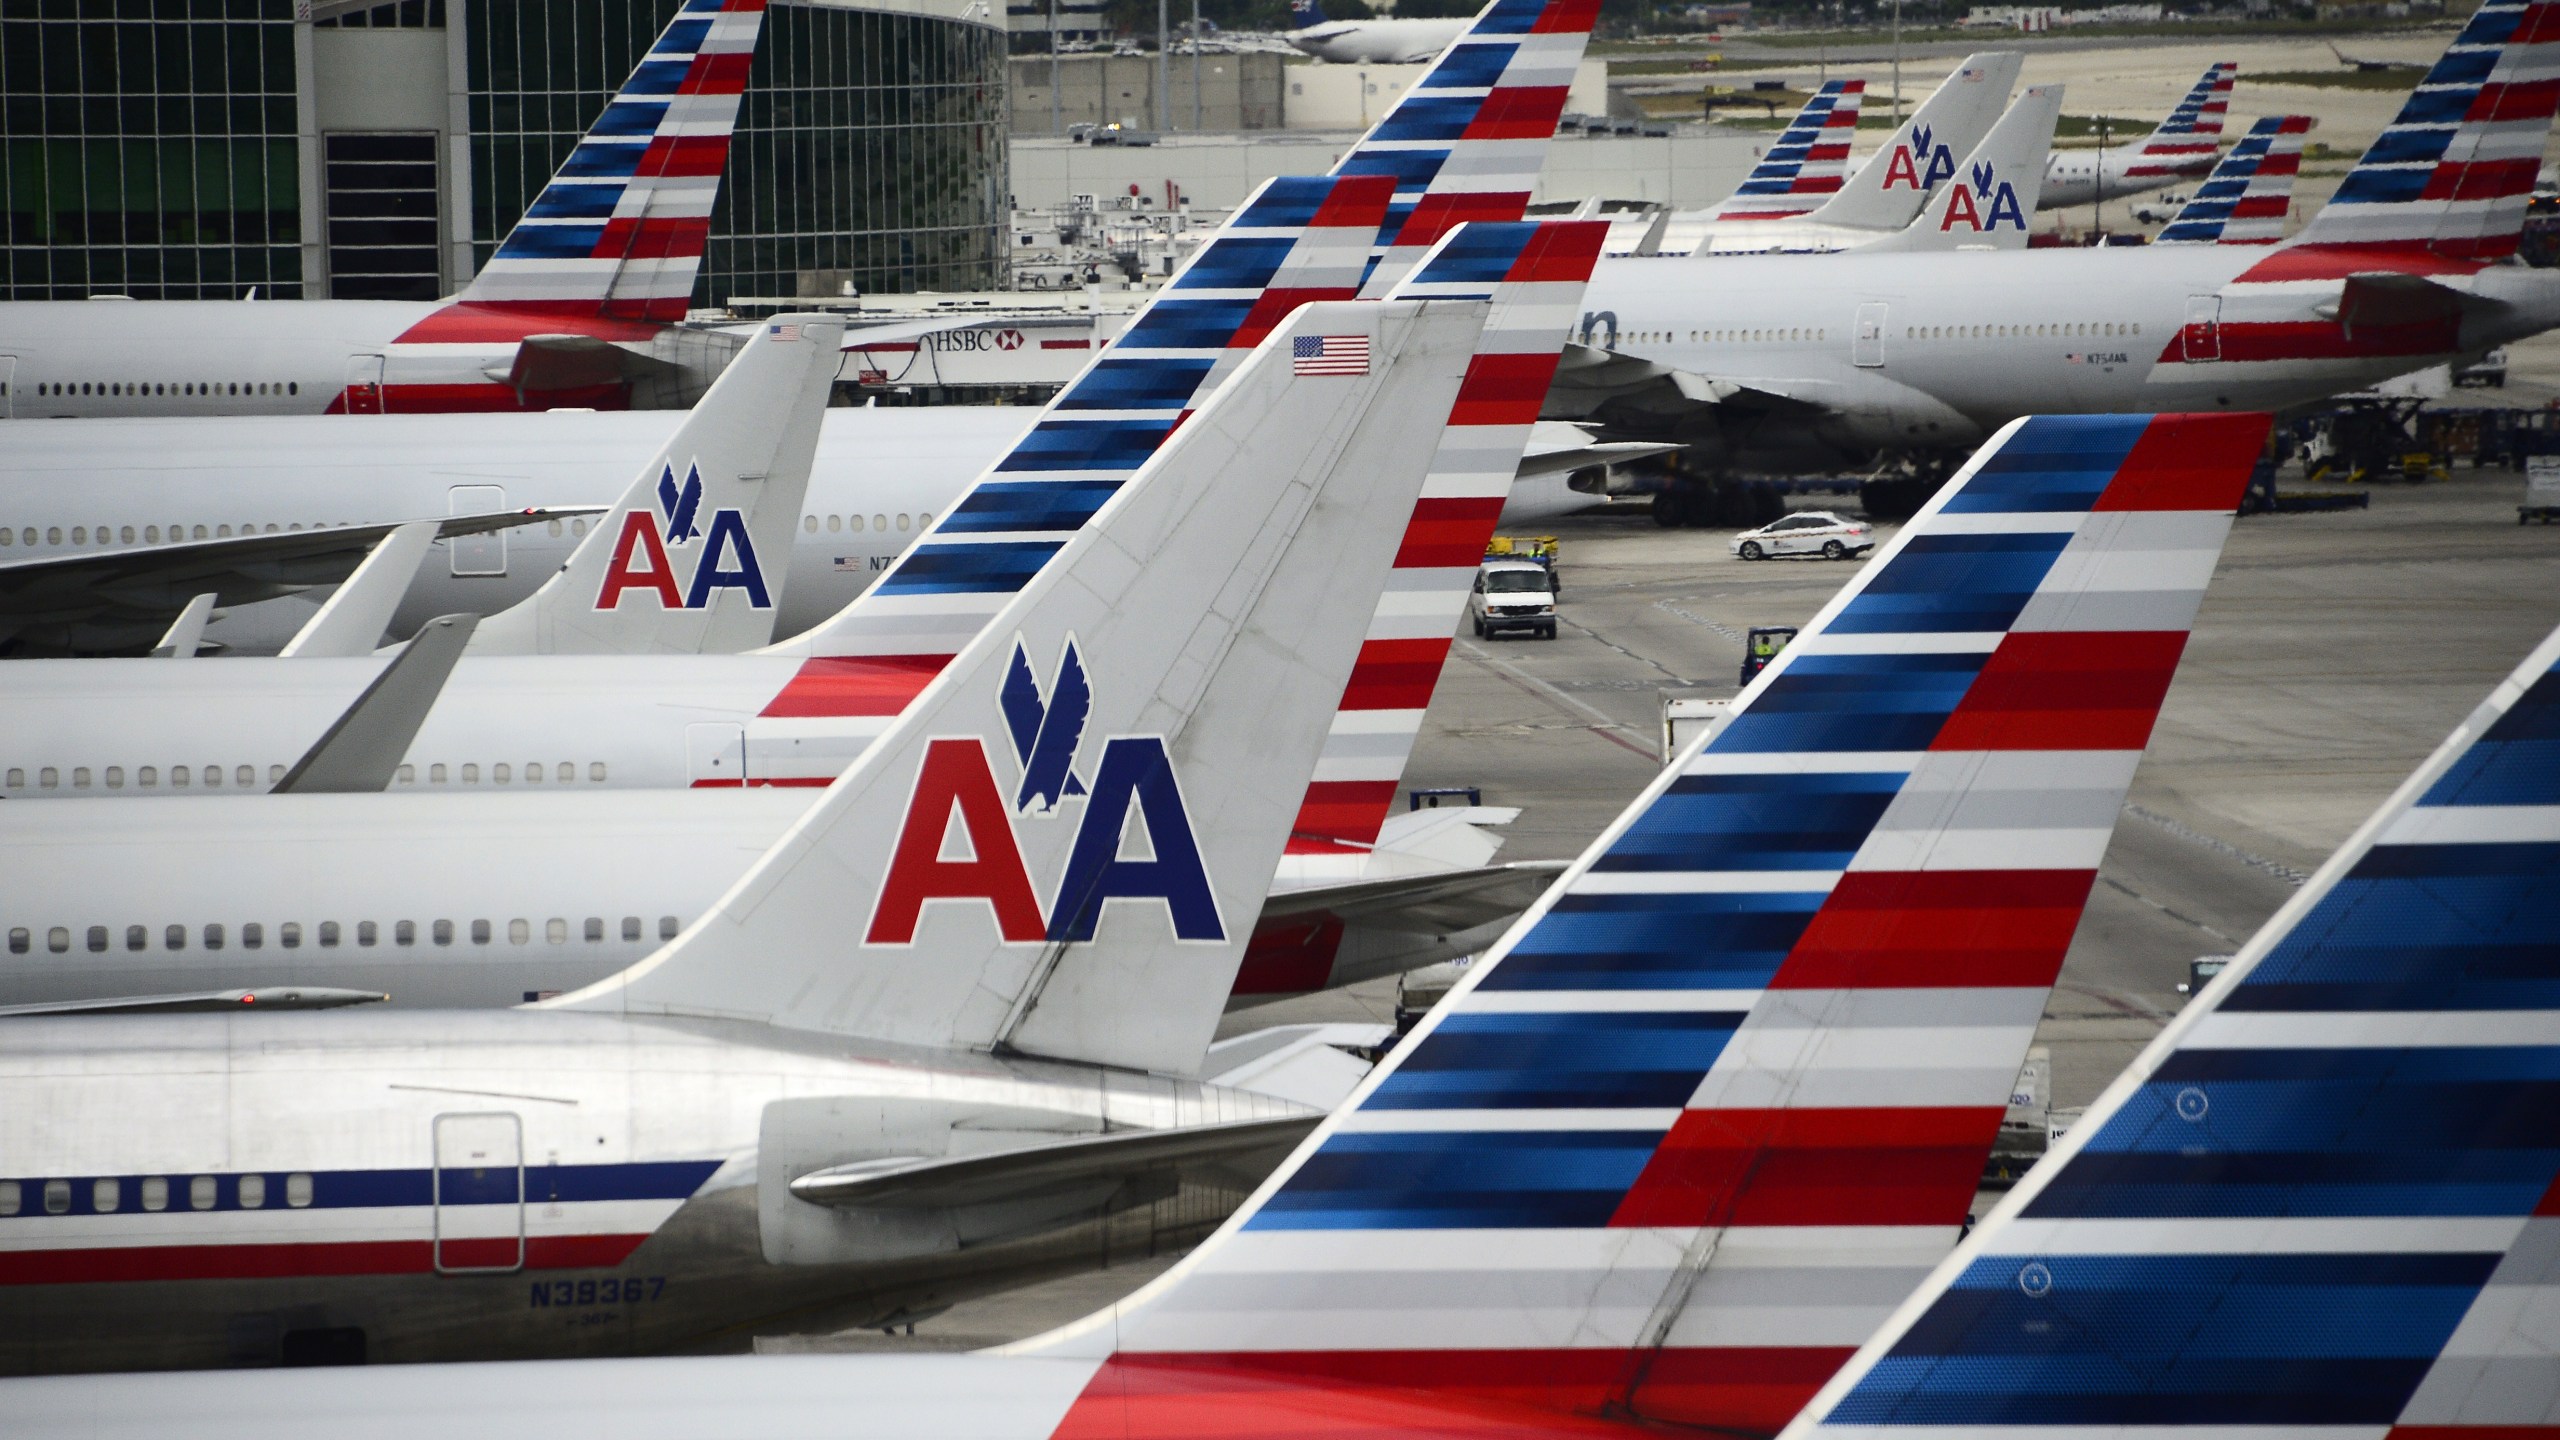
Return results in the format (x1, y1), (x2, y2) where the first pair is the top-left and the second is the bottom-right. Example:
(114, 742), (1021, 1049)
(1284, 219), (1608, 866)
(1791, 622), (2560, 1440)
(455, 0), (764, 323)
(2291, 0), (2560, 260)
(2148, 60), (2236, 140)
(1714, 80), (1869, 222)
(1023, 411), (2271, 1440)
(2158, 115), (2310, 245)
(1342, 0), (1602, 297)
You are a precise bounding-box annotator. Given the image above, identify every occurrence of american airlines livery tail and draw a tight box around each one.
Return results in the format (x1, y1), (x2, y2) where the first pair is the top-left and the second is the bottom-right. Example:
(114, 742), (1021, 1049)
(0, 0), (764, 420)
(1707, 80), (1870, 224)
(1781, 620), (2560, 1440)
(1, 409), (2266, 1420)
(2156, 114), (2311, 245)
(1860, 85), (2062, 253)
(1694, 52), (2026, 254)
(464, 314), (841, 657)
(0, 295), (1485, 1376)
(2040, 61), (2236, 211)
(2288, 0), (2560, 259)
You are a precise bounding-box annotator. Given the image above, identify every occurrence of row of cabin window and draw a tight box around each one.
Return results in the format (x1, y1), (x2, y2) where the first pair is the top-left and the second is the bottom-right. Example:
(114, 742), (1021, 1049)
(0, 1173), (313, 1216)
(802, 511), (929, 534)
(34, 382), (299, 399)
(6, 914), (684, 955)
(1903, 322), (2141, 340)
(5, 761), (611, 790)
(1664, 328), (1829, 344)
(0, 521), (354, 548)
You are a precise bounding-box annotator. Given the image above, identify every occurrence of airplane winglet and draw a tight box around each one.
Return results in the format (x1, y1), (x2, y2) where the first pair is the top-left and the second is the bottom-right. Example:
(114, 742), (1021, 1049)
(270, 614), (478, 795)
(276, 521), (439, 659)
(148, 593), (217, 659)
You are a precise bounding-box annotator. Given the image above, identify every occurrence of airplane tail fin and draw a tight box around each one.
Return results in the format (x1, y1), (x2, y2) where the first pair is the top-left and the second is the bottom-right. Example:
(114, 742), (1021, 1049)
(1785, 619), (2560, 1440)
(2290, 0), (2560, 260)
(1289, 0), (1326, 25)
(1287, 220), (1607, 866)
(2130, 59), (2236, 174)
(1861, 84), (2060, 251)
(1796, 52), (2024, 234)
(1343, 0), (1603, 296)
(552, 296), (1491, 1078)
(1706, 79), (1869, 223)
(2158, 114), (2311, 245)
(466, 314), (839, 656)
(1018, 412), (2269, 1440)
(454, 0), (764, 321)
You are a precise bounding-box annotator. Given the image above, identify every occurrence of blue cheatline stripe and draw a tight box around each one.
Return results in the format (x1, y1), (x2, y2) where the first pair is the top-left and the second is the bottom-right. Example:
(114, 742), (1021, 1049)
(1469, 0), (1550, 34)
(1170, 236), (1295, 292)
(2402, 87), (2485, 128)
(2421, 668), (2560, 805)
(586, 99), (673, 138)
(1116, 299), (1256, 352)
(556, 143), (649, 181)
(1404, 222), (1538, 284)
(1, 1161), (720, 1218)
(1363, 1010), (1745, 1111)
(2366, 126), (2460, 167)
(1369, 94), (1494, 143)
(1589, 770), (1907, 873)
(1822, 534), (2074, 637)
(940, 481), (1122, 534)
(2431, 47), (2501, 85)
(524, 184), (625, 220)
(2356, 840), (2560, 879)
(493, 224), (609, 260)
(1245, 1129), (1666, 1230)
(1939, 416), (2144, 514)
(993, 418), (1178, 473)
(1053, 358), (1217, 411)
(651, 16), (714, 52)
(1486, 890), (1822, 992)
(1336, 149), (1450, 192)
(621, 58), (693, 95)
(1418, 41), (1517, 89)
(875, 540), (1063, 595)
(1825, 1251), (2500, 1427)
(2333, 166), (2438, 206)
(1714, 650), (1990, 753)
(1232, 174), (1344, 229)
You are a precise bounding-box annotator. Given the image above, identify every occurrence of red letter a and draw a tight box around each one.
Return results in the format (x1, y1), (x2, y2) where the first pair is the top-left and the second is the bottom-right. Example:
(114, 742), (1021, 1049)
(596, 511), (684, 610)
(865, 737), (1046, 944)
(1883, 146), (1921, 190)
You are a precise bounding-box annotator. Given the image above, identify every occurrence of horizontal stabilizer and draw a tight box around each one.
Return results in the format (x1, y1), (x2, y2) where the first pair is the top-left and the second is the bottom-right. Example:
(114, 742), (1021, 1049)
(789, 1115), (1319, 1210)
(0, 987), (387, 1018)
(487, 333), (685, 395)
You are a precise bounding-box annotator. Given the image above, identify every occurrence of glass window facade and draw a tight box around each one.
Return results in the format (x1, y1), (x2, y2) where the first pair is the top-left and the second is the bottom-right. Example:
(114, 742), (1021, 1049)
(1, 0), (305, 300)
(463, 0), (1007, 308)
(322, 131), (440, 300)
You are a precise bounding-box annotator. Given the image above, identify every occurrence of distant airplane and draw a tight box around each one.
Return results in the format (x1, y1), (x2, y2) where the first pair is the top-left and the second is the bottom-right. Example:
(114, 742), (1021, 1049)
(2331, 37), (2421, 70)
(1284, 0), (1471, 64)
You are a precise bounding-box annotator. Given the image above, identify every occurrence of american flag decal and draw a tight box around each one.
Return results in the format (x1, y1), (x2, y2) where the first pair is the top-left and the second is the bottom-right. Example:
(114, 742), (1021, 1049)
(1292, 334), (1370, 376)
(769, 323), (800, 341)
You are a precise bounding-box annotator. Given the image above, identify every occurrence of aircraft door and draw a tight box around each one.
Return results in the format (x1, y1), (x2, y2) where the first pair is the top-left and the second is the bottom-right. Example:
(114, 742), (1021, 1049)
(1853, 303), (1887, 368)
(688, 723), (747, 786)
(446, 485), (507, 576)
(2182, 295), (2222, 362)
(432, 1112), (524, 1274)
(0, 355), (16, 419)
(344, 353), (387, 415)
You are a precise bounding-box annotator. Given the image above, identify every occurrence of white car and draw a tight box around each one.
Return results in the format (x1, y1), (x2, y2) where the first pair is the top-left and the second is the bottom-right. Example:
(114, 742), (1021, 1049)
(1730, 510), (1874, 561)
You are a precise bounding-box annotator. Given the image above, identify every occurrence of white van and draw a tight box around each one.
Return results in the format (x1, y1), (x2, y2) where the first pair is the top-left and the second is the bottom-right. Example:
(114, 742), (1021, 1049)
(1470, 558), (1557, 640)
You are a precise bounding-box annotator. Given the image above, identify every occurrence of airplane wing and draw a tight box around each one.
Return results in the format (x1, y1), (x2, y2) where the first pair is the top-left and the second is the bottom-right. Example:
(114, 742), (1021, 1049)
(786, 1114), (1319, 1210)
(1517, 420), (1682, 477)
(1543, 340), (1837, 427)
(0, 508), (591, 656)
(0, 987), (387, 1018)
(1256, 860), (1566, 936)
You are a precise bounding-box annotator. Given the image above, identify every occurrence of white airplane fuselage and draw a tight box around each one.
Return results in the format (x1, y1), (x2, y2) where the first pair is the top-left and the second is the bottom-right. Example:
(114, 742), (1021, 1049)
(0, 1005), (1301, 1374)
(2039, 136), (2222, 211)
(0, 300), (716, 419)
(1566, 244), (2560, 460)
(1285, 17), (1470, 63)
(0, 407), (1030, 644)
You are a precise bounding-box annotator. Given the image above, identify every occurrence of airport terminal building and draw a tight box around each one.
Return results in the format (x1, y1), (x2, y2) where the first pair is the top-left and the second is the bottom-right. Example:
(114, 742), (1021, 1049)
(0, 0), (1009, 307)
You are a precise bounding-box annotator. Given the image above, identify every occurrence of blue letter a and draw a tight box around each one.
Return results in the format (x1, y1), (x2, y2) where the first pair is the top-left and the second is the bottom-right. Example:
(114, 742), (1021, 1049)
(683, 509), (772, 609)
(1047, 737), (1223, 943)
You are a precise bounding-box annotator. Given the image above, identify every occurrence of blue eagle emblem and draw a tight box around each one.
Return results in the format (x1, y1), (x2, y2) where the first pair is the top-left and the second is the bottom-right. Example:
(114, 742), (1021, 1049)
(1000, 636), (1091, 816)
